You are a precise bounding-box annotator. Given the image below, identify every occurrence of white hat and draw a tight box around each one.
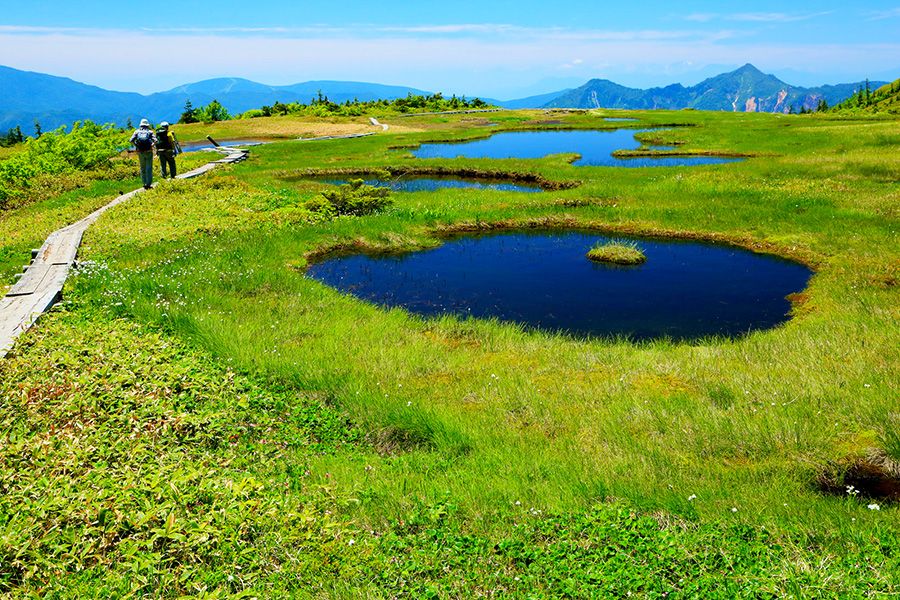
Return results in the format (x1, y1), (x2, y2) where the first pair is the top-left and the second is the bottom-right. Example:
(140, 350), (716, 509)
(139, 118), (150, 127)
(159, 121), (170, 128)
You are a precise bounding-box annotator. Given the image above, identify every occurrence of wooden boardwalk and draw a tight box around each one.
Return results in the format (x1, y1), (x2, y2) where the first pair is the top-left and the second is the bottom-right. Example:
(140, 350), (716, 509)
(0, 147), (249, 358)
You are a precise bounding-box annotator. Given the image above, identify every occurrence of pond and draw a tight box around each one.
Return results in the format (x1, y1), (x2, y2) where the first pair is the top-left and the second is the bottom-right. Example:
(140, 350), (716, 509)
(306, 230), (812, 341)
(411, 129), (742, 167)
(309, 176), (542, 193)
(181, 139), (266, 152)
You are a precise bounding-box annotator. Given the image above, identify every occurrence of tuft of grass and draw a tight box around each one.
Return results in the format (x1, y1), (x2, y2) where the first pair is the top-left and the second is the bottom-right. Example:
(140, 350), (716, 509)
(586, 239), (647, 264)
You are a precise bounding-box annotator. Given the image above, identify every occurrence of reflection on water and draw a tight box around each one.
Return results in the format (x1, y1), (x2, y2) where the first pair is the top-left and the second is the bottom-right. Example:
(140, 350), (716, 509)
(411, 129), (742, 167)
(307, 230), (811, 341)
(181, 139), (265, 152)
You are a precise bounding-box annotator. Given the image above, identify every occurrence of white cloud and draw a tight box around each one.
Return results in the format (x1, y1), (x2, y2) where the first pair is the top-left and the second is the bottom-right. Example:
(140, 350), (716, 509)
(558, 58), (585, 70)
(865, 8), (900, 20)
(0, 23), (730, 43)
(684, 13), (716, 23)
(683, 11), (833, 24)
(0, 25), (895, 97)
(728, 12), (832, 23)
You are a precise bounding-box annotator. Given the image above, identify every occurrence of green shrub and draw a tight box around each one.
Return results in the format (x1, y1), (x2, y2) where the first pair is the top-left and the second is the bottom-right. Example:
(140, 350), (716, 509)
(241, 93), (494, 119)
(194, 99), (231, 123)
(308, 179), (392, 217)
(0, 121), (128, 208)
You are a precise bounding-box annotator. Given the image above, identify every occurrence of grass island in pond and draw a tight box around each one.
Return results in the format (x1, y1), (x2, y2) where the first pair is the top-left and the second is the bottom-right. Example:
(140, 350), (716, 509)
(586, 239), (647, 265)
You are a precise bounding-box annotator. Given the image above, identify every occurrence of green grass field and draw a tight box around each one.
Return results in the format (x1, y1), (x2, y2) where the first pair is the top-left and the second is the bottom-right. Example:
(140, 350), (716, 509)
(0, 150), (222, 292)
(1, 109), (898, 597)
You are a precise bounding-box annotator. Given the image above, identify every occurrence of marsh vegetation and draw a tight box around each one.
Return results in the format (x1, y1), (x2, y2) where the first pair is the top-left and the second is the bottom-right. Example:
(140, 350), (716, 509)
(1, 107), (898, 597)
(586, 239), (647, 264)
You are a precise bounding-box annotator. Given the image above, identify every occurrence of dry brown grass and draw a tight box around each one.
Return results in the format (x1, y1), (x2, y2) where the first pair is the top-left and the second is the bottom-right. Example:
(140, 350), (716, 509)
(175, 117), (424, 142)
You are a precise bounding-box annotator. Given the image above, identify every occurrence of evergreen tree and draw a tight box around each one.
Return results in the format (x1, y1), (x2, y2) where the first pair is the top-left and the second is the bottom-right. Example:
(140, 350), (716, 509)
(199, 100), (230, 123)
(180, 100), (198, 124)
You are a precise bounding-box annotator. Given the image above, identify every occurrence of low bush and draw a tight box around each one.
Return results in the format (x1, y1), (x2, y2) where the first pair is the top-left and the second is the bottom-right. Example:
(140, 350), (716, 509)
(308, 179), (392, 217)
(0, 121), (128, 208)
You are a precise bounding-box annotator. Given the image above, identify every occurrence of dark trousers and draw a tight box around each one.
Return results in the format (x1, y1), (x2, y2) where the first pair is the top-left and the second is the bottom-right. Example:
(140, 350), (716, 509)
(158, 149), (177, 178)
(138, 151), (153, 187)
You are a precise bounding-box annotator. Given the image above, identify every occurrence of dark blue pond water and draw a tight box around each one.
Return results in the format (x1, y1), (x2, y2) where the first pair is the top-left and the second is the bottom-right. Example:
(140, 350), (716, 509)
(313, 177), (541, 193)
(306, 231), (811, 341)
(411, 129), (741, 167)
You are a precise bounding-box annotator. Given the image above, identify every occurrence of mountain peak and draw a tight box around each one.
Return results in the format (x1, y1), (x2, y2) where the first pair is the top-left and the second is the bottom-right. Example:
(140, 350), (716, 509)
(544, 65), (885, 113)
(736, 63), (763, 74)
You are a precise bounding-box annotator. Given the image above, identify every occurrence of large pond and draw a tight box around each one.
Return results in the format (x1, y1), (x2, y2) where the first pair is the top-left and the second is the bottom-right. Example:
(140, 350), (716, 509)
(309, 176), (542, 193)
(411, 129), (742, 167)
(306, 231), (811, 341)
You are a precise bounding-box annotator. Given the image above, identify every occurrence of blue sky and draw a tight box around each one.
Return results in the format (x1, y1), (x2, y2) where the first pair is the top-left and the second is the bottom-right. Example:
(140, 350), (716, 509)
(2, 1), (898, 98)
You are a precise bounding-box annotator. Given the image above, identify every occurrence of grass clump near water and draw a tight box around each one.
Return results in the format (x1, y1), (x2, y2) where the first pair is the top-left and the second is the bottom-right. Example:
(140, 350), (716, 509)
(306, 178), (392, 217)
(587, 239), (647, 264)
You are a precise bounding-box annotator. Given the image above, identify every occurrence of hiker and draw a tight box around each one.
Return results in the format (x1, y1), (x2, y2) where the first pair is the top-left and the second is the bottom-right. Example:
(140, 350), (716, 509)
(155, 121), (181, 179)
(130, 118), (157, 189)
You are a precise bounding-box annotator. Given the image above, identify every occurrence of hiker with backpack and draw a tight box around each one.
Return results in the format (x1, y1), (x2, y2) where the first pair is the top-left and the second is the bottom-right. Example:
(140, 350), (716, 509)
(130, 118), (157, 189)
(155, 121), (181, 179)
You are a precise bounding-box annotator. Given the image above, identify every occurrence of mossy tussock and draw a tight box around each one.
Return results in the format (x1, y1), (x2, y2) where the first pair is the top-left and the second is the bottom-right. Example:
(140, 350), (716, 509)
(587, 239), (647, 265)
(275, 165), (579, 190)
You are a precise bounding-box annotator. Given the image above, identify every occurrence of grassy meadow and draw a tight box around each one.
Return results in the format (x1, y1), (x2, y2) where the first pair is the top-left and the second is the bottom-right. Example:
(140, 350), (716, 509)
(0, 150), (222, 293)
(1, 108), (898, 597)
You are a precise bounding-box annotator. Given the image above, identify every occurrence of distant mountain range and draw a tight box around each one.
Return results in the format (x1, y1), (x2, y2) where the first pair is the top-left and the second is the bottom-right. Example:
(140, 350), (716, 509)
(543, 64), (887, 112)
(0, 63), (893, 132)
(0, 65), (429, 131)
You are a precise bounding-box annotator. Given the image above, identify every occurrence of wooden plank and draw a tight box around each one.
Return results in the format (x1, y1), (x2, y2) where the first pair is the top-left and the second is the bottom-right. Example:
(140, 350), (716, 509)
(0, 286), (63, 355)
(6, 265), (55, 297)
(7, 264), (69, 298)
(40, 227), (85, 265)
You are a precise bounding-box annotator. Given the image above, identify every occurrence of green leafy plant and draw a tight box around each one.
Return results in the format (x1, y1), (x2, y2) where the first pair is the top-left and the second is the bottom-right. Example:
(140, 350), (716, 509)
(0, 120), (128, 207)
(309, 179), (392, 217)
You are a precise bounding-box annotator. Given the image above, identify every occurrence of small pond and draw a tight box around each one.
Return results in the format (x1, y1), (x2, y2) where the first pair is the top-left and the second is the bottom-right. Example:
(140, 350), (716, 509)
(309, 176), (542, 193)
(181, 139), (266, 152)
(411, 129), (741, 167)
(306, 230), (811, 341)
